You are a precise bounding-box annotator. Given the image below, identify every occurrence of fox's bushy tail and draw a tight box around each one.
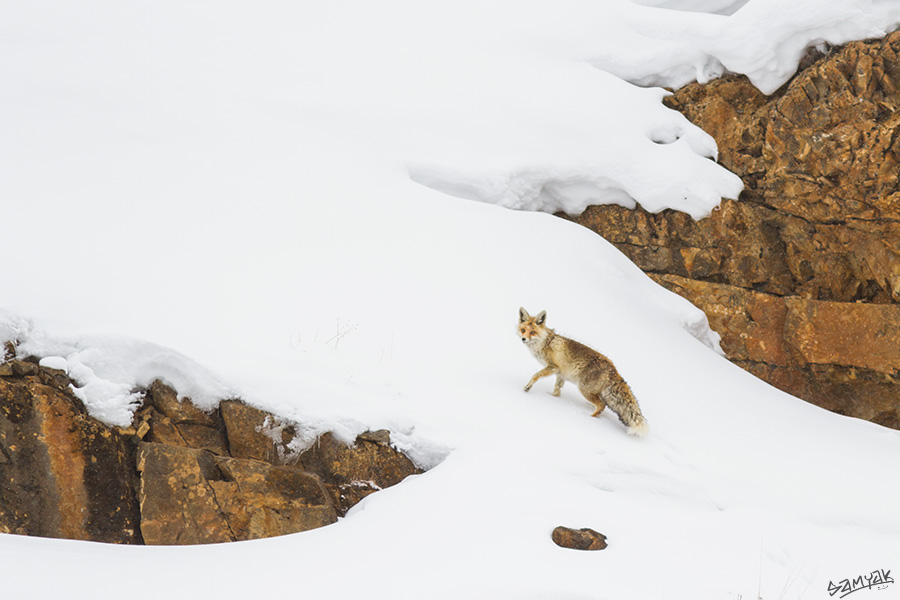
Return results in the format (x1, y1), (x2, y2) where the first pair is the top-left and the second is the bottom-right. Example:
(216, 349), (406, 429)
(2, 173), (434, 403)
(605, 381), (648, 437)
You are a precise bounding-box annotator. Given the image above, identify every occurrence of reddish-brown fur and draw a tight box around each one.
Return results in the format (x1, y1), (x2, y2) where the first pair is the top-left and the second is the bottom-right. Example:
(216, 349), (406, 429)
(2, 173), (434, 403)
(518, 307), (648, 436)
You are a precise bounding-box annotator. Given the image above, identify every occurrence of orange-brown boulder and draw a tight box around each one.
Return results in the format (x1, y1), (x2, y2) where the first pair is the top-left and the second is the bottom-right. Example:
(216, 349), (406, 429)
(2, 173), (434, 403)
(0, 361), (141, 543)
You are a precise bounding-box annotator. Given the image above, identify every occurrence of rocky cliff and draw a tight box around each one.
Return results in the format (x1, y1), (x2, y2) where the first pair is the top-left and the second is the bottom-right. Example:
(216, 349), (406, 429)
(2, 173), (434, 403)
(565, 32), (900, 429)
(0, 356), (421, 544)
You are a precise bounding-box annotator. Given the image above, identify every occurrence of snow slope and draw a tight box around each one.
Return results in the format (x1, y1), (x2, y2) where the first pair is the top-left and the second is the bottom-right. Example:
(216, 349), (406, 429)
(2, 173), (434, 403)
(2, 0), (900, 598)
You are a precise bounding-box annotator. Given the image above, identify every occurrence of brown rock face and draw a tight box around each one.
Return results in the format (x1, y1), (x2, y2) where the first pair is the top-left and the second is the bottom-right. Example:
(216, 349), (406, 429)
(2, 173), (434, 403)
(136, 442), (235, 545)
(0, 362), (422, 545)
(211, 457), (337, 540)
(137, 443), (337, 544)
(143, 380), (228, 455)
(0, 361), (141, 543)
(653, 275), (900, 426)
(298, 431), (422, 515)
(566, 33), (900, 427)
(551, 526), (608, 551)
(220, 399), (293, 464)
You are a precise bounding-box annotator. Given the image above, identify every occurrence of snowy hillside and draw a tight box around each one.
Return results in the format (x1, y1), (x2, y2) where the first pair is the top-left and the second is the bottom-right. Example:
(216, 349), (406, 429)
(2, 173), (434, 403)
(2, 0), (900, 598)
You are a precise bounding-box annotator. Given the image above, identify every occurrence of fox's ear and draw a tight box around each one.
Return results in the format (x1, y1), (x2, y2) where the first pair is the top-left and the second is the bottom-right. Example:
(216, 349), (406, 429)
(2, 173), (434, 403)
(519, 307), (531, 322)
(536, 310), (547, 325)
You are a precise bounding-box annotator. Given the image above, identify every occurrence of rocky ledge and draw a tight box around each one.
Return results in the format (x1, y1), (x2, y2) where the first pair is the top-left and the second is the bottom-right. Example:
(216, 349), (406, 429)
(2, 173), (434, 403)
(564, 32), (900, 429)
(0, 357), (421, 544)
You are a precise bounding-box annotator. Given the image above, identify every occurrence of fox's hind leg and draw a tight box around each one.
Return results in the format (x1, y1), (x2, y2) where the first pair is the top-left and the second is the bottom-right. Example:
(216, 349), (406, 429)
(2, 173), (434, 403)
(552, 375), (565, 397)
(580, 388), (606, 417)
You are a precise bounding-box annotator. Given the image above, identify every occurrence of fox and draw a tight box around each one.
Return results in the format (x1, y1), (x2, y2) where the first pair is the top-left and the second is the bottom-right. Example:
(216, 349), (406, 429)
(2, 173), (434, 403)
(517, 307), (648, 436)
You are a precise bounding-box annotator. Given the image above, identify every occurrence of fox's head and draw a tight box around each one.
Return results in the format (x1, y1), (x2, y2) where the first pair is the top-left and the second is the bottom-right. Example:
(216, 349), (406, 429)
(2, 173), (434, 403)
(518, 307), (549, 343)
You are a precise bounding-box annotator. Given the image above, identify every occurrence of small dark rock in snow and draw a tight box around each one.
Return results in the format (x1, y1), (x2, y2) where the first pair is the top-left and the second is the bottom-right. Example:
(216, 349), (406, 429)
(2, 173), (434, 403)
(551, 526), (608, 551)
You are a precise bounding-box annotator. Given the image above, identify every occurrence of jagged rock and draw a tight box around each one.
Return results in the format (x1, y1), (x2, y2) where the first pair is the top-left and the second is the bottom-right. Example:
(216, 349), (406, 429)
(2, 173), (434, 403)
(137, 442), (337, 544)
(8, 360), (39, 378)
(177, 422), (229, 454)
(0, 360), (423, 545)
(38, 366), (73, 394)
(551, 526), (608, 551)
(211, 457), (337, 540)
(566, 32), (900, 427)
(650, 273), (900, 375)
(298, 431), (421, 515)
(357, 429), (392, 445)
(738, 361), (900, 429)
(219, 404), (422, 514)
(136, 442), (234, 545)
(220, 399), (292, 464)
(143, 381), (227, 455)
(663, 32), (900, 302)
(651, 274), (900, 426)
(142, 407), (228, 455)
(650, 274), (791, 366)
(784, 298), (900, 373)
(0, 369), (141, 543)
(146, 380), (215, 425)
(143, 407), (181, 443)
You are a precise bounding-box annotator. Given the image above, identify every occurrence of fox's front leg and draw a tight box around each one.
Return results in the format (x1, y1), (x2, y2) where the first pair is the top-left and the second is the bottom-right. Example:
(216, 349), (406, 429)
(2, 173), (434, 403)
(524, 366), (558, 392)
(551, 375), (565, 397)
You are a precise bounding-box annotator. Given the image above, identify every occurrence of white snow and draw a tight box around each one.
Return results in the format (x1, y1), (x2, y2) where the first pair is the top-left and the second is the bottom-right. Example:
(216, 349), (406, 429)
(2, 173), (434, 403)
(23, 331), (236, 425)
(632, 0), (750, 16)
(2, 0), (900, 598)
(590, 0), (900, 94)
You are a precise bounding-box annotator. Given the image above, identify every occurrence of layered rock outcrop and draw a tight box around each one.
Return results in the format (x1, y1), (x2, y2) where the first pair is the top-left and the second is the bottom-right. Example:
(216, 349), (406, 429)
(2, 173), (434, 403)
(0, 356), (421, 544)
(565, 32), (900, 428)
